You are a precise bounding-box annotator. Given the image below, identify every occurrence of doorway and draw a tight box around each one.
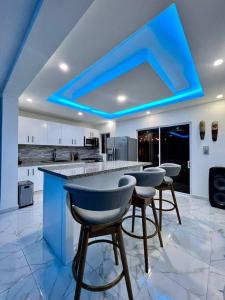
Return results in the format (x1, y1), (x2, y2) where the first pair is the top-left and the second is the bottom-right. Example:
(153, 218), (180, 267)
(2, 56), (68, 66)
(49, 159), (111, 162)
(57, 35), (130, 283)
(138, 128), (159, 166)
(138, 124), (190, 193)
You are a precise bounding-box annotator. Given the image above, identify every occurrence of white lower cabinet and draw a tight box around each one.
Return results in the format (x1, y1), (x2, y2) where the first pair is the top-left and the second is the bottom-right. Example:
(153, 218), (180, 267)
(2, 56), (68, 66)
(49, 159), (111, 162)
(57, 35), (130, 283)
(18, 166), (43, 192)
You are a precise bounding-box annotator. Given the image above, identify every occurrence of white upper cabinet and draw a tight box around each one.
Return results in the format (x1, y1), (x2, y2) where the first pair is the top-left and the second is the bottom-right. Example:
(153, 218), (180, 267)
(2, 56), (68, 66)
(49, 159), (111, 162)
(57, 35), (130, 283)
(47, 121), (62, 146)
(18, 117), (48, 145)
(18, 117), (99, 147)
(85, 128), (99, 138)
(61, 124), (85, 147)
(61, 124), (74, 146)
(74, 126), (85, 147)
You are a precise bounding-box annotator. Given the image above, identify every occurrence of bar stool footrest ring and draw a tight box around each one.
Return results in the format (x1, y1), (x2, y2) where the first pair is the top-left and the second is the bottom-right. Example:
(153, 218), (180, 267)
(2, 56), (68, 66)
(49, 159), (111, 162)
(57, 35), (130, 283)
(73, 239), (124, 292)
(121, 215), (158, 239)
(152, 199), (175, 211)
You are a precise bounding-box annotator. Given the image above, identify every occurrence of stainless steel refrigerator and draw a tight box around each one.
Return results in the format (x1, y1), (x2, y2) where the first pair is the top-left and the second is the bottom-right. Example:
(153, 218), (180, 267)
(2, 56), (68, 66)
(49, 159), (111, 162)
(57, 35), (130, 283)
(106, 136), (137, 161)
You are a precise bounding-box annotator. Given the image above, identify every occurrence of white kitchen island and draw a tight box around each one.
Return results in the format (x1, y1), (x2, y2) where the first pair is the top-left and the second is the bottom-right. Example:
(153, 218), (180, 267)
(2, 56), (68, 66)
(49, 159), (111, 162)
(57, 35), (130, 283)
(39, 161), (148, 264)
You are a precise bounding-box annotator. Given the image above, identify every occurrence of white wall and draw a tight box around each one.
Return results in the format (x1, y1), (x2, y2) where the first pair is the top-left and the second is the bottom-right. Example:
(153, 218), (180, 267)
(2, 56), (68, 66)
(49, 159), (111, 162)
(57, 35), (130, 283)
(98, 100), (225, 198)
(0, 96), (18, 211)
(19, 110), (98, 129)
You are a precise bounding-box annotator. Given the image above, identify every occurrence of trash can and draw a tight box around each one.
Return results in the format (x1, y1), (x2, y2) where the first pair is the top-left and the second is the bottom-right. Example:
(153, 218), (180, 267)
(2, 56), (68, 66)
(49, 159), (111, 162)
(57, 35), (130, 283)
(18, 180), (34, 208)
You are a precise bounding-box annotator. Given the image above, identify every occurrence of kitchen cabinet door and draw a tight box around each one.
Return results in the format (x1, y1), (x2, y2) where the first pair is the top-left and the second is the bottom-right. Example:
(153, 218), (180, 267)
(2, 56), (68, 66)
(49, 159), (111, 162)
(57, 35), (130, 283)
(18, 166), (43, 192)
(73, 126), (84, 146)
(32, 167), (44, 191)
(18, 167), (30, 181)
(61, 124), (74, 146)
(18, 117), (48, 145)
(18, 117), (31, 144)
(47, 121), (62, 145)
(30, 119), (48, 145)
(92, 129), (100, 138)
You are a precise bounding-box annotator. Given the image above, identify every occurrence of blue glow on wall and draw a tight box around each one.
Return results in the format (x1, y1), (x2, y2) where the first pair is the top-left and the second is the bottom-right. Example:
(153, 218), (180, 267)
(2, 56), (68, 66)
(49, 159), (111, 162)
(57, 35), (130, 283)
(48, 4), (203, 119)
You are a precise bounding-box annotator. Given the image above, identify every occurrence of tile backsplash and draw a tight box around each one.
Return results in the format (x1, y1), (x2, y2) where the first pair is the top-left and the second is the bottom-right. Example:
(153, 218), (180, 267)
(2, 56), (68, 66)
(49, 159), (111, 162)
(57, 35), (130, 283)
(18, 145), (100, 163)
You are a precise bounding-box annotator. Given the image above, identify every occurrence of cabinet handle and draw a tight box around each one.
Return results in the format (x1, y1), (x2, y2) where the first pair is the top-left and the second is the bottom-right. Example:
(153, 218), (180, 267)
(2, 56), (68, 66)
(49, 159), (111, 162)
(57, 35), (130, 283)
(59, 138), (61, 144)
(32, 169), (34, 176)
(74, 139), (76, 145)
(27, 136), (29, 143)
(32, 136), (34, 143)
(27, 169), (29, 176)
(72, 139), (73, 145)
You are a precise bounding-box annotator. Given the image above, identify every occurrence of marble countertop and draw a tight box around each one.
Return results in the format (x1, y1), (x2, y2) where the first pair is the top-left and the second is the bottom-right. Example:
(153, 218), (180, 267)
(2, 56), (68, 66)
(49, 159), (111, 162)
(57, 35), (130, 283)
(18, 160), (75, 167)
(38, 160), (150, 179)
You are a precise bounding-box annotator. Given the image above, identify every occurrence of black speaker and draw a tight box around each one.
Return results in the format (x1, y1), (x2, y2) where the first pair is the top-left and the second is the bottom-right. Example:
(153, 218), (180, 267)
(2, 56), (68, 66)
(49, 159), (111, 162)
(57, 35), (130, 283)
(209, 167), (225, 209)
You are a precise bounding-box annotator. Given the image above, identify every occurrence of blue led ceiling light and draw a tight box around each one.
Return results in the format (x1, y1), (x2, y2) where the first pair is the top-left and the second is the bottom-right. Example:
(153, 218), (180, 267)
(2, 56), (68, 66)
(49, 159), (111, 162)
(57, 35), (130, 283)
(48, 4), (203, 119)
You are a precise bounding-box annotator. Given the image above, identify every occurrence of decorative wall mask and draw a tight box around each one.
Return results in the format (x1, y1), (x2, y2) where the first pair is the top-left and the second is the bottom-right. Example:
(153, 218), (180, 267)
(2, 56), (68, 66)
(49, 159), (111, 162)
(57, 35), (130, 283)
(199, 120), (205, 140)
(212, 121), (218, 142)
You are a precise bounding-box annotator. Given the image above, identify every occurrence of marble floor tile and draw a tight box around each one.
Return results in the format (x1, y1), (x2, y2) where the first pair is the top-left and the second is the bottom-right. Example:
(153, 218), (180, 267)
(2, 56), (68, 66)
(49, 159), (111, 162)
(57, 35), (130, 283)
(0, 249), (31, 294)
(170, 226), (212, 264)
(211, 227), (225, 263)
(135, 271), (204, 300)
(0, 273), (42, 300)
(0, 192), (225, 299)
(207, 268), (225, 300)
(152, 242), (210, 298)
(23, 239), (56, 272)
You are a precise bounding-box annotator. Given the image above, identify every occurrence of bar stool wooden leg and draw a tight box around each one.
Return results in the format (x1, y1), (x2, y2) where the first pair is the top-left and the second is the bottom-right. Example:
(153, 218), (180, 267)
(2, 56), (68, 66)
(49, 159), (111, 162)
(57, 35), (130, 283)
(141, 206), (149, 273)
(74, 225), (84, 273)
(112, 233), (119, 265)
(151, 199), (163, 247)
(159, 188), (163, 231)
(117, 225), (133, 300)
(74, 227), (89, 300)
(131, 206), (136, 232)
(170, 185), (182, 225)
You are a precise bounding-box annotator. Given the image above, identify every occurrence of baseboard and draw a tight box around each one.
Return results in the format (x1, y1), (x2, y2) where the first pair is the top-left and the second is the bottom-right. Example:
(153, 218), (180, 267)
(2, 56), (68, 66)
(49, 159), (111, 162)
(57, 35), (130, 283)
(0, 205), (18, 214)
(190, 194), (208, 201)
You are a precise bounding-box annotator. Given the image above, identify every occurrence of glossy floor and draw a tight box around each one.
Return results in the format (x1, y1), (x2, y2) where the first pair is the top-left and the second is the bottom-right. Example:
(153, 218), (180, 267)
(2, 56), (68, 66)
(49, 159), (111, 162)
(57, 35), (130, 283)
(0, 192), (224, 300)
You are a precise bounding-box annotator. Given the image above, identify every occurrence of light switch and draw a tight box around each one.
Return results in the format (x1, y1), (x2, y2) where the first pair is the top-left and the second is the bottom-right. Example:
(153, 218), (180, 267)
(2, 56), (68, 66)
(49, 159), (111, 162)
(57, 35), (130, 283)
(203, 146), (209, 155)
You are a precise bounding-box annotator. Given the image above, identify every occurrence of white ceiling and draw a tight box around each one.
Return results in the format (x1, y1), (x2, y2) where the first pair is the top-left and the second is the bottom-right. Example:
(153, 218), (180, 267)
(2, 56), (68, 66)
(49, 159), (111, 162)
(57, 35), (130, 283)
(18, 0), (225, 124)
(0, 0), (41, 91)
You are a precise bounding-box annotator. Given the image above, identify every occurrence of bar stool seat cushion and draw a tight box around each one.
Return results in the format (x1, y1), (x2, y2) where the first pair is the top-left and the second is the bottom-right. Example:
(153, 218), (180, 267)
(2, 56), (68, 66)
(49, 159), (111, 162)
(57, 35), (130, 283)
(135, 186), (156, 198)
(163, 176), (173, 184)
(73, 207), (125, 225)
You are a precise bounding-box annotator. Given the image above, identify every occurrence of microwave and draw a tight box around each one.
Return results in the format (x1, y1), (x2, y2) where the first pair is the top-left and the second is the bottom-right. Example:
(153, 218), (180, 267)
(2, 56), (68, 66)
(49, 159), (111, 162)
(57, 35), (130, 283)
(84, 137), (99, 148)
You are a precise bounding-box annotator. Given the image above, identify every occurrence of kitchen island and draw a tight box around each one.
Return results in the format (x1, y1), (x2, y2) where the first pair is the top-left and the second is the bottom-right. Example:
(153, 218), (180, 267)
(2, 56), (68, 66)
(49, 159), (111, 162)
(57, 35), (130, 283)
(39, 160), (149, 264)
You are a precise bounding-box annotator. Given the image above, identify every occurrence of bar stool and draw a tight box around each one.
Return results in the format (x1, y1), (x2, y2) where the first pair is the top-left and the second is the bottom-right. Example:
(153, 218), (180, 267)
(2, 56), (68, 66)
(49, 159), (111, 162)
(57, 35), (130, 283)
(121, 168), (165, 273)
(155, 163), (182, 230)
(64, 175), (136, 300)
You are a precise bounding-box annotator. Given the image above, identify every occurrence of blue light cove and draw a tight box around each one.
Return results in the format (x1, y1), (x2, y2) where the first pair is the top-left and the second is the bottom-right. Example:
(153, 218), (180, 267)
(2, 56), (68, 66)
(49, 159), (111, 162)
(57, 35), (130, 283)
(48, 4), (203, 119)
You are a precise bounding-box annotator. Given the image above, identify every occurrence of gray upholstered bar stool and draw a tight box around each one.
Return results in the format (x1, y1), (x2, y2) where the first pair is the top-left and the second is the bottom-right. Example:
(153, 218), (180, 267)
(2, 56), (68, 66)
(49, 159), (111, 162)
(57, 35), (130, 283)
(155, 163), (182, 230)
(121, 168), (165, 273)
(64, 175), (136, 300)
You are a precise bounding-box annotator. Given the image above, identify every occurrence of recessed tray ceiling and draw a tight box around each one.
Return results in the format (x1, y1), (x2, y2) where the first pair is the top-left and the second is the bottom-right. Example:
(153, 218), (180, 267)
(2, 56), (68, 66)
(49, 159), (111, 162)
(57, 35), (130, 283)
(48, 4), (203, 119)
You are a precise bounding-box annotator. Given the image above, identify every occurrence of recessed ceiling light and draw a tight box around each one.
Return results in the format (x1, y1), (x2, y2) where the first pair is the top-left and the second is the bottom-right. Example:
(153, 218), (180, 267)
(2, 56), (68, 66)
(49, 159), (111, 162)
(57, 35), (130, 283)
(78, 112), (83, 116)
(213, 59), (223, 66)
(59, 63), (69, 72)
(26, 98), (33, 102)
(117, 95), (127, 102)
(146, 111), (151, 115)
(216, 94), (224, 99)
